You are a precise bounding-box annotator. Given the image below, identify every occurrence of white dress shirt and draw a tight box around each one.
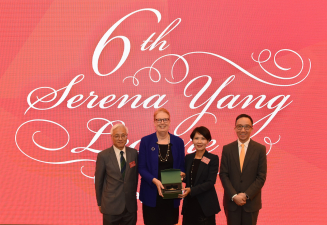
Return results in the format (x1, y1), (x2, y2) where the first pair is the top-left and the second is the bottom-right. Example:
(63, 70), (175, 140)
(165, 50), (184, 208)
(113, 145), (126, 170)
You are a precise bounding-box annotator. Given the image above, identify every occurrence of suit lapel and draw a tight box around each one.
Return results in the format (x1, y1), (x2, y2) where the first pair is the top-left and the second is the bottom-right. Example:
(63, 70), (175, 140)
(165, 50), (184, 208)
(108, 147), (122, 179)
(194, 151), (208, 185)
(241, 139), (255, 172)
(169, 133), (179, 169)
(231, 141), (242, 176)
(124, 147), (131, 179)
(152, 133), (159, 172)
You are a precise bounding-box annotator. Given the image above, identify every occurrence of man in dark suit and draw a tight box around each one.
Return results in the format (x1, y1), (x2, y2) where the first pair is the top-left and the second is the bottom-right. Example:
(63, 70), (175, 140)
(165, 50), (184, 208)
(95, 124), (138, 225)
(220, 114), (267, 225)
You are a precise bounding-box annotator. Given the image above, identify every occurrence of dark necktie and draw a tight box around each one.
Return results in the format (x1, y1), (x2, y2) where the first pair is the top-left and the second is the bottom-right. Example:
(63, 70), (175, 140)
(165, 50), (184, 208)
(120, 151), (126, 179)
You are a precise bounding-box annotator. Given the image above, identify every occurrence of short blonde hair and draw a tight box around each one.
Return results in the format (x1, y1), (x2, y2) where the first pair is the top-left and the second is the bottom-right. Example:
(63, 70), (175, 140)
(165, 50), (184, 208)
(154, 108), (170, 121)
(110, 123), (129, 134)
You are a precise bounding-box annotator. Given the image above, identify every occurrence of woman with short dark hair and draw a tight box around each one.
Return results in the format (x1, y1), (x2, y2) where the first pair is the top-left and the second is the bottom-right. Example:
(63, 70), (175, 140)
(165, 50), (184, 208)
(179, 126), (220, 225)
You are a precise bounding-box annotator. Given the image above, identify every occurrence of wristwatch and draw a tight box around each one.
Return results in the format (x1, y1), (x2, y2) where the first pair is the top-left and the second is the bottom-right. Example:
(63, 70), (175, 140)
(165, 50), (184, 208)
(245, 193), (249, 200)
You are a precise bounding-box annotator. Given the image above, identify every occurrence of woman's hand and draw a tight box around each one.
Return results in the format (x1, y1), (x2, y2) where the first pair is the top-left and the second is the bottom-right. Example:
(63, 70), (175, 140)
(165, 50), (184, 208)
(152, 178), (164, 197)
(178, 187), (191, 198)
(180, 172), (186, 181)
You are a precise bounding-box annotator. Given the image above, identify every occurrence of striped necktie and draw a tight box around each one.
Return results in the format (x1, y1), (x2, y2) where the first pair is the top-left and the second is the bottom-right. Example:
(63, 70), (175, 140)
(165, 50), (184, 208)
(120, 151), (126, 179)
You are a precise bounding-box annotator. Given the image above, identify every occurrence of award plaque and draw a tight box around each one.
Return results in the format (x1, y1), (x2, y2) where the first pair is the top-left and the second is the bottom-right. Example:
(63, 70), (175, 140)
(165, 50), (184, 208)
(161, 169), (182, 199)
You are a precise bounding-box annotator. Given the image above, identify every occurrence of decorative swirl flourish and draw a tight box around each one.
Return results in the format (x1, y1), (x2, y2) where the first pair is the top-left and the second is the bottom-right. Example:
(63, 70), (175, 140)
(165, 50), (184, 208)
(124, 49), (311, 87)
(15, 119), (95, 179)
(251, 49), (304, 80)
(123, 54), (189, 86)
(264, 135), (281, 155)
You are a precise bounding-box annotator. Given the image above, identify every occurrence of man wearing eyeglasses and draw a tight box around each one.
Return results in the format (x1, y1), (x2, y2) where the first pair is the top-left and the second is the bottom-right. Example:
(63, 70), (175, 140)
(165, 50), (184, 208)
(220, 114), (267, 225)
(95, 123), (138, 225)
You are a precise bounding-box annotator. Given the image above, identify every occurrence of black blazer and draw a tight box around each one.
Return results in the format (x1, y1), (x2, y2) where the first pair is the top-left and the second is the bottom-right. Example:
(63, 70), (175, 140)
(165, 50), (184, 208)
(219, 139), (267, 212)
(182, 151), (221, 217)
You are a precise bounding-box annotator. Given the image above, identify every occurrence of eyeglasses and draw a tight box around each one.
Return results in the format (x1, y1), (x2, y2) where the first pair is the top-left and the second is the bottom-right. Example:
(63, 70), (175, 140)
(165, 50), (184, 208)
(235, 125), (253, 131)
(113, 134), (128, 139)
(155, 118), (170, 123)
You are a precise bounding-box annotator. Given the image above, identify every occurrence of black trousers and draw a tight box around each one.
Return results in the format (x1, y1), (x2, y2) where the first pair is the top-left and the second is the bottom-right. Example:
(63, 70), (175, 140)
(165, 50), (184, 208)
(225, 207), (259, 225)
(183, 214), (216, 225)
(103, 208), (137, 225)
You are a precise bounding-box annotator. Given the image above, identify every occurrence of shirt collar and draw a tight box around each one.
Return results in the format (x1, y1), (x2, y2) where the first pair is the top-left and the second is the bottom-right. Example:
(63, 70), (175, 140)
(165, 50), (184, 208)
(238, 138), (251, 148)
(113, 145), (126, 154)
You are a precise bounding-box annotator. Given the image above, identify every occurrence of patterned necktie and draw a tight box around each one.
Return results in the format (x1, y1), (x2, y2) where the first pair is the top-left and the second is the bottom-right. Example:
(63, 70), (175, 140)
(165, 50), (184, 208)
(120, 151), (126, 179)
(240, 144), (245, 172)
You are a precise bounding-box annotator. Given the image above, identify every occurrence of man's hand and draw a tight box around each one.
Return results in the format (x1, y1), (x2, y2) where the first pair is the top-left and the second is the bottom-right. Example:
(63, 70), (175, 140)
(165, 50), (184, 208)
(178, 187), (191, 198)
(98, 206), (102, 213)
(233, 194), (246, 206)
(239, 193), (247, 200)
(152, 178), (164, 197)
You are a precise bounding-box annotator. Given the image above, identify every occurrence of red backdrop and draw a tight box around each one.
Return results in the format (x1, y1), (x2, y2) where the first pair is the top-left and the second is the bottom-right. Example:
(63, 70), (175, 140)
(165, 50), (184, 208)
(1, 1), (326, 224)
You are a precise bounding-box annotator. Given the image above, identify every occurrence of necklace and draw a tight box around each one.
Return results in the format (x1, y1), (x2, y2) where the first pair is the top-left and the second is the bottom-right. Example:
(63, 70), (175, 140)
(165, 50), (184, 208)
(157, 133), (170, 162)
(158, 143), (170, 162)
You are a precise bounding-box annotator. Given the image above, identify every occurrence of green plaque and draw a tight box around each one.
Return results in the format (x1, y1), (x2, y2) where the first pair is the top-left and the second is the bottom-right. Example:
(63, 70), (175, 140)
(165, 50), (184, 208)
(161, 169), (182, 199)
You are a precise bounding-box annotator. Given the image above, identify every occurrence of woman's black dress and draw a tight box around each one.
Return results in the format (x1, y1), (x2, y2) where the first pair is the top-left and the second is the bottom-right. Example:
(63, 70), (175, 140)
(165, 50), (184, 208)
(142, 144), (179, 225)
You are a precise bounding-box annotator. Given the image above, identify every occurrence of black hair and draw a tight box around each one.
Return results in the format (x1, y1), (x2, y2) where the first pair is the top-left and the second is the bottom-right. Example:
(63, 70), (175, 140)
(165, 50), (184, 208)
(190, 126), (212, 141)
(235, 114), (253, 125)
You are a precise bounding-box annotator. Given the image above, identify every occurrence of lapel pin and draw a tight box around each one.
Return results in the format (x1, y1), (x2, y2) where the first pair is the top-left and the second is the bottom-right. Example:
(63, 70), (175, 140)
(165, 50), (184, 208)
(151, 147), (155, 151)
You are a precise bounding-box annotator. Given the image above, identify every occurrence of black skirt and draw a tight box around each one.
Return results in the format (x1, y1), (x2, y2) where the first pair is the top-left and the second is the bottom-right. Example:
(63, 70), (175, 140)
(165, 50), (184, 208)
(143, 196), (179, 225)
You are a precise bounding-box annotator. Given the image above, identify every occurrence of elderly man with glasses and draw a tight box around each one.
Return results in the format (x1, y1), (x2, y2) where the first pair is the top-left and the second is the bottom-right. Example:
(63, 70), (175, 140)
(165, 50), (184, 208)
(95, 123), (138, 225)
